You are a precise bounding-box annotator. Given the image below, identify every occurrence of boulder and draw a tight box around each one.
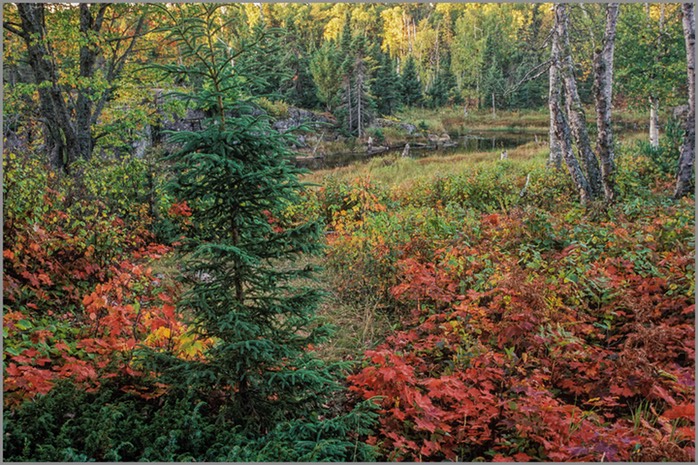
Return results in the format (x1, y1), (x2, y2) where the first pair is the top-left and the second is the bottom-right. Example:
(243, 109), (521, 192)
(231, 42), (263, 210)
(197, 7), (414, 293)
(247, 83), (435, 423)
(373, 118), (417, 135)
(272, 107), (336, 132)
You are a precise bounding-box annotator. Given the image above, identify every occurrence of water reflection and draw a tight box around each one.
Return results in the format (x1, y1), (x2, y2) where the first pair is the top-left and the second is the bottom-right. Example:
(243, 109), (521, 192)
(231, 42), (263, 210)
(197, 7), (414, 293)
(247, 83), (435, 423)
(296, 131), (548, 170)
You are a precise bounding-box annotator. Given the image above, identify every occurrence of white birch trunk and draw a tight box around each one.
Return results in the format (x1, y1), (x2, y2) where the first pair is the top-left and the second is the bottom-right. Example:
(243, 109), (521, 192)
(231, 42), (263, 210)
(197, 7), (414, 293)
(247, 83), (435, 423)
(548, 16), (563, 170)
(649, 96), (660, 148)
(594, 3), (619, 202)
(556, 3), (603, 199)
(552, 4), (593, 204)
(675, 3), (696, 198)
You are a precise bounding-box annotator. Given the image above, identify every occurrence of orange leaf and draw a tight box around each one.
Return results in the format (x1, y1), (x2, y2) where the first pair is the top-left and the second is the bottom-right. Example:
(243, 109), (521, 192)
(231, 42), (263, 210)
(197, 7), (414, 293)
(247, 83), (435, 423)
(663, 403), (695, 421)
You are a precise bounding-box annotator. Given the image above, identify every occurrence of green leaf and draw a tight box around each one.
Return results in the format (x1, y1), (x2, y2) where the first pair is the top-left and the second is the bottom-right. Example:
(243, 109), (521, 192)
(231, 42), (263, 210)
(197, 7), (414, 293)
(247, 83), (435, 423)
(15, 320), (33, 331)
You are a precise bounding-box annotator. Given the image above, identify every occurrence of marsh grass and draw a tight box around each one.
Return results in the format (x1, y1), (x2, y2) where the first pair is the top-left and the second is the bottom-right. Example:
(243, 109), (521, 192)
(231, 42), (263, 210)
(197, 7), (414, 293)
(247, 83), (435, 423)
(304, 140), (549, 188)
(396, 106), (650, 135)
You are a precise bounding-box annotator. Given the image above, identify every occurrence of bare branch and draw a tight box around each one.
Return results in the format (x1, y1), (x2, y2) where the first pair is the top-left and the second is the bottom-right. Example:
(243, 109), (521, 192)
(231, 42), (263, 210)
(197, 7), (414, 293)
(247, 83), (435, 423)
(504, 60), (551, 96)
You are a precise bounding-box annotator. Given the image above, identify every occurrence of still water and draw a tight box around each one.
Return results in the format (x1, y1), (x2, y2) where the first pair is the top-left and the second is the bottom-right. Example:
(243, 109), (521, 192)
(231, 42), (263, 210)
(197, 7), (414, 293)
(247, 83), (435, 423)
(297, 131), (547, 170)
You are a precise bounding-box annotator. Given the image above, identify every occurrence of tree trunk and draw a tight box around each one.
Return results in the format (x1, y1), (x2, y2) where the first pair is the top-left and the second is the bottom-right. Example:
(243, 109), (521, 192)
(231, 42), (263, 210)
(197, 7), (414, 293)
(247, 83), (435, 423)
(548, 18), (563, 170)
(649, 96), (660, 148)
(593, 3), (619, 202)
(556, 3), (603, 199)
(15, 3), (80, 172)
(357, 75), (363, 138)
(551, 5), (593, 204)
(7, 3), (145, 170)
(75, 4), (107, 161)
(553, 93), (593, 205)
(675, 3), (695, 199)
(346, 78), (353, 133)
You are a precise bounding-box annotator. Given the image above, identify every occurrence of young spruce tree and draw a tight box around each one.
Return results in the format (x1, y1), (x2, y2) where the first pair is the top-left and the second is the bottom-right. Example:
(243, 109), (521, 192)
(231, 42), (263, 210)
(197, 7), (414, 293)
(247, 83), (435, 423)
(400, 55), (423, 107)
(152, 4), (375, 460)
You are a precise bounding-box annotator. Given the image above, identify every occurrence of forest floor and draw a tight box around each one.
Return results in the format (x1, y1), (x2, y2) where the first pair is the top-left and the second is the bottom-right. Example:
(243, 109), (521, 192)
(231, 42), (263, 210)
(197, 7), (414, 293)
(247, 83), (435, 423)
(4, 103), (692, 462)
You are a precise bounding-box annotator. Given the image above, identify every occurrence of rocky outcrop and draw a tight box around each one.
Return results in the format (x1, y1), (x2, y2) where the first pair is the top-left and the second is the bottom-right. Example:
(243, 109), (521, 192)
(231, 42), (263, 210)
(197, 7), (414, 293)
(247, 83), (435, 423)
(272, 107), (336, 133)
(672, 104), (690, 120)
(373, 118), (417, 135)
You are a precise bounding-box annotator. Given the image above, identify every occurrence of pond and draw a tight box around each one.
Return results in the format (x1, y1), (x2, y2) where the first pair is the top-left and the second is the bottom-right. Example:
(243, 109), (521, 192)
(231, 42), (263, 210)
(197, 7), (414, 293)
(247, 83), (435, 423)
(296, 130), (548, 170)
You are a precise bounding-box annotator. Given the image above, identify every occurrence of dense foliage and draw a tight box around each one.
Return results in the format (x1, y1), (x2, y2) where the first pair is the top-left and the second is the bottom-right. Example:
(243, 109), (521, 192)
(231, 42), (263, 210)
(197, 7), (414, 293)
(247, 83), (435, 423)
(4, 4), (377, 462)
(3, 2), (693, 462)
(308, 149), (695, 461)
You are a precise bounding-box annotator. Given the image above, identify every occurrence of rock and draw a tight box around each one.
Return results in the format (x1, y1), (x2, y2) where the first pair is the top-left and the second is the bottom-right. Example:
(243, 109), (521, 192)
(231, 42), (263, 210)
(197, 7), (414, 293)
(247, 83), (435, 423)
(437, 133), (451, 146)
(272, 107), (336, 133)
(373, 118), (417, 135)
(131, 125), (152, 158)
(401, 123), (417, 134)
(367, 146), (388, 156)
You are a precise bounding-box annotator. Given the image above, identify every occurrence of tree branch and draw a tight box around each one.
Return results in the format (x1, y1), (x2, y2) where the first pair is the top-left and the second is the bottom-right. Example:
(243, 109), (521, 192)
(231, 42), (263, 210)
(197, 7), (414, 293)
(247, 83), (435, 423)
(504, 60), (551, 96)
(3, 21), (28, 39)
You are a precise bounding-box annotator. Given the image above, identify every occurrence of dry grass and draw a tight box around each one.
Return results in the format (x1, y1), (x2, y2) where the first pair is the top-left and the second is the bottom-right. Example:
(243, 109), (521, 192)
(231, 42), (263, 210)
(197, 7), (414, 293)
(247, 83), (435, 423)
(270, 254), (395, 362)
(314, 286), (395, 362)
(304, 139), (549, 189)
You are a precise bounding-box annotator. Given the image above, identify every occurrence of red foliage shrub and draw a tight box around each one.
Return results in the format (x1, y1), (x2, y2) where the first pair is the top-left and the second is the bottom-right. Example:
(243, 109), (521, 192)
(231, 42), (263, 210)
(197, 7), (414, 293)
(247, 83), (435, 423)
(347, 207), (695, 462)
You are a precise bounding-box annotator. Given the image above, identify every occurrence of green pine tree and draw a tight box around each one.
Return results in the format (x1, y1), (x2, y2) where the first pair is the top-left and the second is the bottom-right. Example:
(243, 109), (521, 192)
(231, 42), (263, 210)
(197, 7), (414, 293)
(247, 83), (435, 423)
(338, 13), (356, 134)
(400, 55), (423, 107)
(151, 3), (377, 459)
(310, 40), (343, 111)
(347, 35), (376, 137)
(372, 46), (401, 115)
(426, 53), (458, 108)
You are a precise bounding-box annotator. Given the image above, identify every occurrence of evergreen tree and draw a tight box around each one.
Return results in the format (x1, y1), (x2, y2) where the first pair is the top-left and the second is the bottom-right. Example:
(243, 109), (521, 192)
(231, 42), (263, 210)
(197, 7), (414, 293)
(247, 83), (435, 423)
(150, 4), (376, 458)
(349, 35), (376, 136)
(426, 53), (458, 108)
(480, 28), (507, 113)
(372, 47), (401, 115)
(237, 20), (288, 98)
(338, 13), (355, 134)
(278, 21), (320, 109)
(506, 4), (548, 109)
(309, 40), (343, 111)
(400, 55), (422, 107)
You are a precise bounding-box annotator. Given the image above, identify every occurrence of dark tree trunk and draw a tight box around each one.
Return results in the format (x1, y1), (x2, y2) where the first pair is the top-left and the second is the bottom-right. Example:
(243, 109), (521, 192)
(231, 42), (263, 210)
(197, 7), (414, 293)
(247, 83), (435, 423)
(556, 3), (603, 199)
(593, 3), (619, 202)
(15, 3), (80, 172)
(675, 3), (696, 199)
(6, 4), (146, 172)
(75, 4), (108, 161)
